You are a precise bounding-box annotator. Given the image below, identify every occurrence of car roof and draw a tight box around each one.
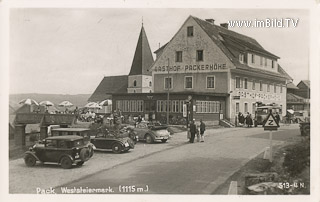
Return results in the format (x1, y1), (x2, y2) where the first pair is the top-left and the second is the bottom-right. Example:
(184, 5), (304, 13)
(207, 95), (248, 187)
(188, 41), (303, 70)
(51, 128), (90, 132)
(257, 106), (281, 109)
(46, 135), (83, 141)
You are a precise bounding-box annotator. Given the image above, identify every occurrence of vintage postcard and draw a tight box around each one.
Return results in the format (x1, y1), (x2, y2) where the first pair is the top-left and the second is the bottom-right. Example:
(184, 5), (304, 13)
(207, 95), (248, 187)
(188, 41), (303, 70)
(1, 0), (319, 202)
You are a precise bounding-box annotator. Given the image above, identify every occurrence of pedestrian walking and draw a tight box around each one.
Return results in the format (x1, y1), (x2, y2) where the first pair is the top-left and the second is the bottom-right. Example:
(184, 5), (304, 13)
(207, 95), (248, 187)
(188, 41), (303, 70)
(200, 119), (206, 142)
(246, 113), (253, 127)
(238, 112), (245, 126)
(189, 120), (197, 143)
(275, 112), (280, 124)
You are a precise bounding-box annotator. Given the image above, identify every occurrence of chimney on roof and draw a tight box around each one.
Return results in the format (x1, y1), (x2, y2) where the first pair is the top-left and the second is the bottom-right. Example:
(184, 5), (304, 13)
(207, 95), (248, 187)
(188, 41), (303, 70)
(205, 19), (215, 24)
(220, 23), (229, 29)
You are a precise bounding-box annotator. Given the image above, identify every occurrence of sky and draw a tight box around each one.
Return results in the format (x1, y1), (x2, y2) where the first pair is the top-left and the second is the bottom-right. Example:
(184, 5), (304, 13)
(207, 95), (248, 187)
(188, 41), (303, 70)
(9, 8), (310, 95)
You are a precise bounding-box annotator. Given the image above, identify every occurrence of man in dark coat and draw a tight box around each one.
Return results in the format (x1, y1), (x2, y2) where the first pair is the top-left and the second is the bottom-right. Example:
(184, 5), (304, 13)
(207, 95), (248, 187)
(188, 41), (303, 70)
(189, 120), (197, 143)
(200, 119), (206, 142)
(275, 112), (281, 124)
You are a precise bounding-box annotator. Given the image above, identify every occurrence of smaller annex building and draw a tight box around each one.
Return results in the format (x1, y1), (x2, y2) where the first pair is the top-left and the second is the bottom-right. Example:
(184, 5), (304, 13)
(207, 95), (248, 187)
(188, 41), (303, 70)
(90, 16), (292, 125)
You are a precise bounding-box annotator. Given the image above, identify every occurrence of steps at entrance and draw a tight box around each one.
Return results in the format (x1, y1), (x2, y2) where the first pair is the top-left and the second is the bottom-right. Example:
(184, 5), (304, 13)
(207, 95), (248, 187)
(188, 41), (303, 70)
(219, 119), (235, 128)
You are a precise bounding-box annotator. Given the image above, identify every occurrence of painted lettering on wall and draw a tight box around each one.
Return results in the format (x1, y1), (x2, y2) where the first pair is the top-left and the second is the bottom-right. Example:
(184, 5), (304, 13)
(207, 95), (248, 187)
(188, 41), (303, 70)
(236, 91), (281, 101)
(153, 63), (227, 72)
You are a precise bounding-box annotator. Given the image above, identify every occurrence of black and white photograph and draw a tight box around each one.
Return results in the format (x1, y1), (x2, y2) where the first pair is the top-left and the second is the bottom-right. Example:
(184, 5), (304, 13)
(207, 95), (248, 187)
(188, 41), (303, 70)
(1, 0), (319, 202)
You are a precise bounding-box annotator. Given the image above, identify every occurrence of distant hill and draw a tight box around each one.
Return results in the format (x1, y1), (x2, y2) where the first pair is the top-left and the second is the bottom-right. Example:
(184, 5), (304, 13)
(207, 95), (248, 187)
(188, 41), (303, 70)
(9, 93), (91, 112)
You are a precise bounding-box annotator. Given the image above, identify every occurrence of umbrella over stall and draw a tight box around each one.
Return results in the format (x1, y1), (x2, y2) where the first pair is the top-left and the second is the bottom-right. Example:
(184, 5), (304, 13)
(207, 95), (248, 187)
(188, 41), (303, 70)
(58, 101), (74, 113)
(19, 98), (39, 106)
(85, 102), (102, 113)
(39, 101), (55, 112)
(19, 98), (39, 112)
(99, 99), (112, 113)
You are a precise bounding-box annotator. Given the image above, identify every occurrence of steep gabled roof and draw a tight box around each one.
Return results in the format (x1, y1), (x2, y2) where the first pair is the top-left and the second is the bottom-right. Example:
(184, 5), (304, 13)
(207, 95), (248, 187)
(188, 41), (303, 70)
(129, 25), (154, 76)
(287, 82), (299, 89)
(287, 93), (308, 103)
(151, 16), (291, 80)
(297, 80), (310, 89)
(88, 75), (128, 102)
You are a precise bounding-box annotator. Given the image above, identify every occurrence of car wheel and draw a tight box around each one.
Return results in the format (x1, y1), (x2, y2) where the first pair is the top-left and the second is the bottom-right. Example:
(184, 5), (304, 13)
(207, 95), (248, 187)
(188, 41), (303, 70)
(80, 148), (90, 161)
(145, 134), (153, 144)
(60, 156), (73, 169)
(76, 161), (84, 166)
(161, 139), (167, 143)
(112, 143), (123, 154)
(24, 154), (36, 167)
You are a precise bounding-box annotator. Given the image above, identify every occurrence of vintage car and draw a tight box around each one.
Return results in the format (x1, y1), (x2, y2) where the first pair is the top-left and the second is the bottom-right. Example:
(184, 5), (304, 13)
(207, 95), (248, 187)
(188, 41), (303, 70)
(24, 135), (93, 169)
(132, 121), (170, 144)
(90, 131), (135, 154)
(254, 106), (281, 127)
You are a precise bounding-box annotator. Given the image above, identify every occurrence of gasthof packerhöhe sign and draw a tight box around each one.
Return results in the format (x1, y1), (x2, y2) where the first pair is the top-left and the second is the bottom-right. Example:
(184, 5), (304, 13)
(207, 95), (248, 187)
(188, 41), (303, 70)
(153, 63), (227, 73)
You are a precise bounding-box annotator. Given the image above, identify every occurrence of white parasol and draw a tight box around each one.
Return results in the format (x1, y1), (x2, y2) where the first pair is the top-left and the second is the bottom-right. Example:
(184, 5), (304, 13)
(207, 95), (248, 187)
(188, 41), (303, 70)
(39, 101), (54, 107)
(19, 98), (39, 106)
(58, 101), (74, 107)
(99, 99), (112, 106)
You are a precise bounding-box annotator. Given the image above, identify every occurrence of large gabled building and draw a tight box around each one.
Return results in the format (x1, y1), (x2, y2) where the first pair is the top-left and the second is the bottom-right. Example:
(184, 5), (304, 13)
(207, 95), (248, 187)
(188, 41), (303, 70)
(149, 16), (292, 124)
(90, 16), (292, 125)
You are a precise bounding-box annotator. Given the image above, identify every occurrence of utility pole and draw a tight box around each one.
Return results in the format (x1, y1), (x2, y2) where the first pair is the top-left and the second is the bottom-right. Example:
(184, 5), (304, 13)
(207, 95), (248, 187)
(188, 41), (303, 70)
(167, 58), (170, 125)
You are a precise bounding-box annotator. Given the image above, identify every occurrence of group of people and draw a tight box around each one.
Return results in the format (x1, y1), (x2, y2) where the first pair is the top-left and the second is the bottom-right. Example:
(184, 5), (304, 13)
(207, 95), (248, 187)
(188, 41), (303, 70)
(238, 112), (253, 127)
(188, 119), (206, 143)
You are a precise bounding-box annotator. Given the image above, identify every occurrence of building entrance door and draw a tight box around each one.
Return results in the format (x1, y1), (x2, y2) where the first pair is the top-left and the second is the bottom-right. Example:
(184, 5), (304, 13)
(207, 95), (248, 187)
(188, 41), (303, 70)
(144, 100), (156, 121)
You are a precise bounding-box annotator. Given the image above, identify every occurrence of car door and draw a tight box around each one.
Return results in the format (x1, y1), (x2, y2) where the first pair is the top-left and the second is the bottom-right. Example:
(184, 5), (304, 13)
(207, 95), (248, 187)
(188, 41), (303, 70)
(44, 139), (60, 162)
(134, 128), (147, 140)
(91, 133), (106, 149)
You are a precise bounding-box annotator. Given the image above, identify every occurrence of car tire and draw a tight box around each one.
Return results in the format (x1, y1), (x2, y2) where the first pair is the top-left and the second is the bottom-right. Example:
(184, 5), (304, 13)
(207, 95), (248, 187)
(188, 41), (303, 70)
(24, 154), (36, 167)
(145, 134), (153, 144)
(112, 143), (123, 154)
(80, 148), (90, 161)
(161, 139), (167, 143)
(60, 156), (73, 169)
(76, 161), (84, 166)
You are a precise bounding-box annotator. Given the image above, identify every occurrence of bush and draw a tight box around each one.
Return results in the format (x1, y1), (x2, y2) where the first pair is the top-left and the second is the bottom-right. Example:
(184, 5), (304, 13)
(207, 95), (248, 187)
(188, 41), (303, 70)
(283, 140), (310, 177)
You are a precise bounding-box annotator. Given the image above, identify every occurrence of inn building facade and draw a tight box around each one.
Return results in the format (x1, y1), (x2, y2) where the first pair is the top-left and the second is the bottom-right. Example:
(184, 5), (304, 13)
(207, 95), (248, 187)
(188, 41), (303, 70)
(90, 16), (292, 125)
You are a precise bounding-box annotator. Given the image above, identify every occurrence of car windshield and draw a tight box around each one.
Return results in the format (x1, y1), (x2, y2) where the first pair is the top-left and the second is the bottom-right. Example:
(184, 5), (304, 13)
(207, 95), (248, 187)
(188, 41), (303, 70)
(136, 122), (148, 128)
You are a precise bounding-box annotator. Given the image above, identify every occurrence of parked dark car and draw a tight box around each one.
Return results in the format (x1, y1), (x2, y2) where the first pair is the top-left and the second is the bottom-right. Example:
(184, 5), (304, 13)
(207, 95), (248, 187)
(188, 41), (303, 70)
(90, 132), (135, 154)
(24, 135), (93, 169)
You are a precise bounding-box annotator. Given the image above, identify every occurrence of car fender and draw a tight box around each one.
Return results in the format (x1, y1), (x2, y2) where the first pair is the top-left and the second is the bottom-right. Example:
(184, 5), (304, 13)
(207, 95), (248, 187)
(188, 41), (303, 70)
(58, 154), (74, 164)
(24, 151), (40, 161)
(111, 140), (125, 148)
(144, 132), (155, 139)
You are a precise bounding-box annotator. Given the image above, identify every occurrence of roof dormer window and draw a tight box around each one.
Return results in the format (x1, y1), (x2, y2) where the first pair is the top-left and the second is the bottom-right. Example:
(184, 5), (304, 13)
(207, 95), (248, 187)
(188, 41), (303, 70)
(239, 53), (244, 64)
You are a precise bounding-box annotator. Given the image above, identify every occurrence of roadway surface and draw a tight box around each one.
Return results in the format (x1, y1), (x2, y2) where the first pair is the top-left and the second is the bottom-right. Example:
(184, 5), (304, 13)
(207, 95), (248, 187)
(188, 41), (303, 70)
(53, 125), (300, 194)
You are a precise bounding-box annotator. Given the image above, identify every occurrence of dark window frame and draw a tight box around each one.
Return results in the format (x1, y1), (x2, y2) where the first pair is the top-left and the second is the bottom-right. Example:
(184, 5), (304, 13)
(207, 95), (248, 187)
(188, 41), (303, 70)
(187, 26), (194, 37)
(196, 50), (204, 61)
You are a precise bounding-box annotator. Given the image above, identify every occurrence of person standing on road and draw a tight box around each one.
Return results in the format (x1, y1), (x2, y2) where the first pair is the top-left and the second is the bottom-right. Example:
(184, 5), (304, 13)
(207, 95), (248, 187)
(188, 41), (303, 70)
(275, 112), (280, 125)
(189, 120), (197, 143)
(200, 119), (206, 142)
